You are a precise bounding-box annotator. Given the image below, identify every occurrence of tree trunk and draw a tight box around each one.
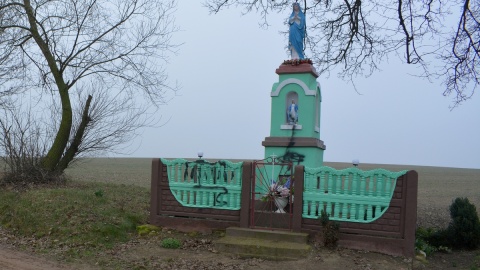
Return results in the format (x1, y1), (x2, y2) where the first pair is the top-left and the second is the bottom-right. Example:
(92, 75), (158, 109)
(56, 95), (93, 172)
(41, 88), (73, 173)
(23, 0), (73, 173)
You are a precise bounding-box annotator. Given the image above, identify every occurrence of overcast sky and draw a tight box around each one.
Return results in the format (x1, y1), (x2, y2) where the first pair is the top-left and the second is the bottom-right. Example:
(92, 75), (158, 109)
(122, 1), (480, 169)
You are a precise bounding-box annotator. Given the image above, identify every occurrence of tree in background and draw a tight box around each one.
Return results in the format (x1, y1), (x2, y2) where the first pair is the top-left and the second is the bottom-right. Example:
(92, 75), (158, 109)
(204, 0), (479, 107)
(0, 0), (178, 183)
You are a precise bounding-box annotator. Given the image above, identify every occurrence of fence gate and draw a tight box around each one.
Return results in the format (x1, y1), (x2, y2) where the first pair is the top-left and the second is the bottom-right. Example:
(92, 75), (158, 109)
(250, 156), (294, 230)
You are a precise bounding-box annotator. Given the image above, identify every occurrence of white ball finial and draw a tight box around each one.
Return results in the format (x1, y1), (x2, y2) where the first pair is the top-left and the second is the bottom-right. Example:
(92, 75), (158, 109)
(352, 159), (359, 167)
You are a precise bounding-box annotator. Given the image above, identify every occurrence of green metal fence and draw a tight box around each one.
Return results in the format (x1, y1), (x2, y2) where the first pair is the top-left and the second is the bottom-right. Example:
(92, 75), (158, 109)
(161, 158), (243, 210)
(302, 166), (408, 223)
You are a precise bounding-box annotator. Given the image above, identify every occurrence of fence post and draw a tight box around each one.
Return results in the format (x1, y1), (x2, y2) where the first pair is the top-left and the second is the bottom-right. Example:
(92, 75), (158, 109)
(239, 161), (252, 228)
(292, 165), (304, 232)
(149, 158), (162, 224)
(403, 170), (418, 256)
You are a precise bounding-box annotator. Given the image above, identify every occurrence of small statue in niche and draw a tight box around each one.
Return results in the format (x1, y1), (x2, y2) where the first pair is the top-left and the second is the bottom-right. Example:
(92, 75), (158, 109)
(287, 100), (298, 124)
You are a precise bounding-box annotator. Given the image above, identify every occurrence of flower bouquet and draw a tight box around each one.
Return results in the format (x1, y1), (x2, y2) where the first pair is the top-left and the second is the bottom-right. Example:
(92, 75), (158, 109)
(262, 177), (292, 213)
(282, 58), (313, 66)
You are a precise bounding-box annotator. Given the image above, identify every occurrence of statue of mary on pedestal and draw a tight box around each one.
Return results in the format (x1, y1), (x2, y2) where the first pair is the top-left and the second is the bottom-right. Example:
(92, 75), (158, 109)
(288, 2), (306, 59)
(287, 100), (298, 124)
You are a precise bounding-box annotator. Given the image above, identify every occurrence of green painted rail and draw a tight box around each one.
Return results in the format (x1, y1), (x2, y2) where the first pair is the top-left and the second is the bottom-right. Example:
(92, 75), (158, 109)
(303, 166), (408, 223)
(161, 158), (243, 210)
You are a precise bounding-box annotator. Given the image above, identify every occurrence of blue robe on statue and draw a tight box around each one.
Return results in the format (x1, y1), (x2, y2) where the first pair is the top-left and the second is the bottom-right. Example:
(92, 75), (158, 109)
(288, 4), (306, 59)
(287, 103), (298, 124)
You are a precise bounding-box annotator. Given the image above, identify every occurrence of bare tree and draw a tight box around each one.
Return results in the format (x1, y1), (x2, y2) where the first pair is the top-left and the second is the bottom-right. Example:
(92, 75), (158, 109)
(0, 107), (51, 184)
(204, 0), (479, 107)
(0, 0), (178, 178)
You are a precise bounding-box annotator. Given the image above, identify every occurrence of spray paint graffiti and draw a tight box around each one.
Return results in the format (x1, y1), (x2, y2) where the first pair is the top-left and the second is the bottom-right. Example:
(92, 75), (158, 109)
(184, 160), (232, 207)
(279, 124), (305, 165)
(161, 158), (243, 210)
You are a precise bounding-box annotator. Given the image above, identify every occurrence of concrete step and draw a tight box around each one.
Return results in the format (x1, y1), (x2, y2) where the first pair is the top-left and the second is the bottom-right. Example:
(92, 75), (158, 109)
(214, 227), (311, 260)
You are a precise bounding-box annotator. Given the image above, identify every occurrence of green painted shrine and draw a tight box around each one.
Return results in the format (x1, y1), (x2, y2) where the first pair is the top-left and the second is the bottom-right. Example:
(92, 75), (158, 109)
(262, 63), (325, 168)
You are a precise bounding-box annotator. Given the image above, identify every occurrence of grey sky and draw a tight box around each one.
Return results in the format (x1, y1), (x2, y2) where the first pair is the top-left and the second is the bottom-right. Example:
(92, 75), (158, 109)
(123, 2), (480, 169)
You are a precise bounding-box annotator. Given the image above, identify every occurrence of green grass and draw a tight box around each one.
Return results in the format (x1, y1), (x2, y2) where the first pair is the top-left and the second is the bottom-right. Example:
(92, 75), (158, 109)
(0, 181), (149, 258)
(161, 238), (181, 249)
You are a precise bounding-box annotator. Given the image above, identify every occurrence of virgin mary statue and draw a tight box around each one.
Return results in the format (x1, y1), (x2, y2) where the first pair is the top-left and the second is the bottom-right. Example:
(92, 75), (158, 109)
(288, 2), (306, 59)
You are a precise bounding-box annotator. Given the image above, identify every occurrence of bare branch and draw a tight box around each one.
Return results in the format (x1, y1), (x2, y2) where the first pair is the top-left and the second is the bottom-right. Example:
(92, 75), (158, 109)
(440, 0), (479, 106)
(203, 0), (478, 105)
(0, 0), (179, 177)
